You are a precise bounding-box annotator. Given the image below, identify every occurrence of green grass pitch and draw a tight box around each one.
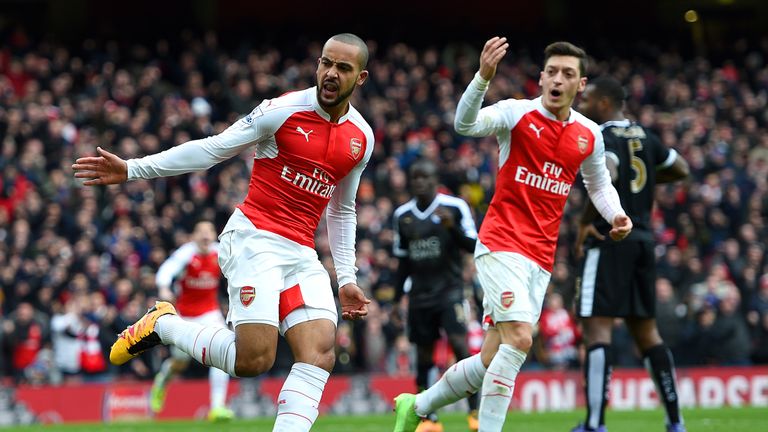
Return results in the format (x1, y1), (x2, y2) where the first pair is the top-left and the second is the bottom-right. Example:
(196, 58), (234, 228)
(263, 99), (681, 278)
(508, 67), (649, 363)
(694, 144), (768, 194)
(6, 407), (766, 431)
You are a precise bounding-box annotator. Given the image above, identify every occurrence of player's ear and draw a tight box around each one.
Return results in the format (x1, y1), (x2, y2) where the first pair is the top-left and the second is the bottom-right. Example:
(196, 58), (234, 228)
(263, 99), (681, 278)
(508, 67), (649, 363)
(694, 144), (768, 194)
(577, 76), (587, 92)
(356, 69), (368, 86)
(599, 96), (611, 111)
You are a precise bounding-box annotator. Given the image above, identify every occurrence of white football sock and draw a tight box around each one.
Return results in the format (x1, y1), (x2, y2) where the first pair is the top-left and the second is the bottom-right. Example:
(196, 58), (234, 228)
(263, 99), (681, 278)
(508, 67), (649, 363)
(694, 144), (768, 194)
(479, 344), (527, 432)
(414, 353), (486, 417)
(155, 315), (237, 376)
(272, 362), (329, 432)
(209, 366), (230, 409)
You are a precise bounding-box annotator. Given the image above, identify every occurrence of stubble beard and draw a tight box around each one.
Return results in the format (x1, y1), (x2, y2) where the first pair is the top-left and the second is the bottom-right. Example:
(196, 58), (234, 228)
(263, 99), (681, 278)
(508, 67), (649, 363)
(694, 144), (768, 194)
(317, 83), (356, 109)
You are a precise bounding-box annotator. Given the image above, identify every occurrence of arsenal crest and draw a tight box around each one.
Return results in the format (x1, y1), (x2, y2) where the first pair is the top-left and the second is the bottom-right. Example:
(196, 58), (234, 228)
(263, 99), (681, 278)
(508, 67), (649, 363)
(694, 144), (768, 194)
(350, 138), (362, 159)
(501, 291), (515, 309)
(577, 135), (589, 154)
(240, 286), (255, 307)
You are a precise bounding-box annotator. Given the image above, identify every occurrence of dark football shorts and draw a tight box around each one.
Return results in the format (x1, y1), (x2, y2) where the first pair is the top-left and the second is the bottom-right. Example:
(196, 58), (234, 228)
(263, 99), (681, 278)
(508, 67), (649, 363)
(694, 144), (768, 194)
(408, 300), (467, 345)
(576, 239), (656, 318)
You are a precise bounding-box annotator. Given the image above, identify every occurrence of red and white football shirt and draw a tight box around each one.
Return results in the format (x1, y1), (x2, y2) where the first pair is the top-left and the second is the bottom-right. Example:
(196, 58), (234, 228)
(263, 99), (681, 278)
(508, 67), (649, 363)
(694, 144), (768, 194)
(127, 87), (374, 287)
(155, 242), (221, 317)
(235, 89), (372, 252)
(456, 73), (623, 271)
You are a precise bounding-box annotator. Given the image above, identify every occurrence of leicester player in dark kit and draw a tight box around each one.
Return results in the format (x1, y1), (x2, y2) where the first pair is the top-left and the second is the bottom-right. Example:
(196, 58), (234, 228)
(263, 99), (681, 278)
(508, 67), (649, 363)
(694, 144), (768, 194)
(393, 159), (480, 432)
(573, 76), (690, 432)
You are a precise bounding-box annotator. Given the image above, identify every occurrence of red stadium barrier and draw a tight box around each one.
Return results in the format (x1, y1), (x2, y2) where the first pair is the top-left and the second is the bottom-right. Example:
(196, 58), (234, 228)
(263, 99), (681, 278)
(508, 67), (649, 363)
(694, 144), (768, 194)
(508, 366), (768, 412)
(13, 366), (768, 423)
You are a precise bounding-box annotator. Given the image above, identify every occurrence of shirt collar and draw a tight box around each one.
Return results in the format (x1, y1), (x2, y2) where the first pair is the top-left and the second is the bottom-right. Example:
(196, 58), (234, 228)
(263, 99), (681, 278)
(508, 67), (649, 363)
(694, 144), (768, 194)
(600, 119), (631, 130)
(533, 96), (576, 124)
(310, 87), (351, 123)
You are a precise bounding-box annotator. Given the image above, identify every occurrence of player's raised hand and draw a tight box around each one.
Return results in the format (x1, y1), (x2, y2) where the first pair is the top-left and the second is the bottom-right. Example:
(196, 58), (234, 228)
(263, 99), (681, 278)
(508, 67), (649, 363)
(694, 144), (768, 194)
(72, 147), (128, 186)
(339, 283), (371, 321)
(609, 214), (633, 241)
(479, 36), (509, 81)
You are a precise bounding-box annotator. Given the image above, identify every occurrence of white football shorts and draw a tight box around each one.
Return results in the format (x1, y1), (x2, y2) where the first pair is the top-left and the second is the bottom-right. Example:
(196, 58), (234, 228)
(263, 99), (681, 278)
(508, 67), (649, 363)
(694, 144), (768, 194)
(476, 251), (551, 325)
(218, 210), (337, 335)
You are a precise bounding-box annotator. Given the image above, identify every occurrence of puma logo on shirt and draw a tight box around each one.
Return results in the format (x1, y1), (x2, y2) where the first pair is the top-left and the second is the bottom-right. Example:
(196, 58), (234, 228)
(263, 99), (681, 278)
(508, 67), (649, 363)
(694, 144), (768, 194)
(529, 122), (544, 138)
(296, 126), (313, 142)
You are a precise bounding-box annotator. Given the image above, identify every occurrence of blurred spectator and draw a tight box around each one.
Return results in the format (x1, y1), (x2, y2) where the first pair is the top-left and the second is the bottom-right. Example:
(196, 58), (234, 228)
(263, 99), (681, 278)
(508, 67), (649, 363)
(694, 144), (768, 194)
(679, 304), (719, 366)
(712, 286), (753, 365)
(654, 278), (687, 356)
(681, 285), (751, 366)
(4, 302), (50, 383)
(535, 292), (579, 370)
(50, 296), (84, 377)
(748, 275), (768, 363)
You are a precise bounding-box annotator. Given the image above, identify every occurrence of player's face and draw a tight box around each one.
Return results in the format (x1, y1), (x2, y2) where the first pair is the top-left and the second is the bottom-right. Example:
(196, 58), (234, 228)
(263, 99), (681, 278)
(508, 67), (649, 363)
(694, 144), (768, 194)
(539, 55), (586, 120)
(409, 165), (438, 199)
(193, 222), (216, 251)
(316, 40), (368, 110)
(577, 84), (599, 122)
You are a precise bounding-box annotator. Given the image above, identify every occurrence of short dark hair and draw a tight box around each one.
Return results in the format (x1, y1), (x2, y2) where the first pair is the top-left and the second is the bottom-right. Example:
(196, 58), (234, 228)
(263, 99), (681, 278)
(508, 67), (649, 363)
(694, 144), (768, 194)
(544, 41), (587, 77)
(192, 219), (216, 233)
(588, 76), (626, 108)
(328, 33), (369, 69)
(409, 158), (437, 177)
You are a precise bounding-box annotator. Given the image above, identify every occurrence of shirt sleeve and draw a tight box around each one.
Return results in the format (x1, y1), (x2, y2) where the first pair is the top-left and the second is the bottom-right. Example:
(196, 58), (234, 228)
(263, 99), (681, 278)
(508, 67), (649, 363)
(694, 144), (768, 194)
(657, 148), (678, 170)
(392, 213), (408, 258)
(455, 198), (478, 240)
(155, 243), (196, 288)
(649, 130), (675, 169)
(581, 130), (626, 224)
(127, 104), (269, 180)
(326, 130), (374, 287)
(454, 72), (511, 137)
(602, 132), (620, 167)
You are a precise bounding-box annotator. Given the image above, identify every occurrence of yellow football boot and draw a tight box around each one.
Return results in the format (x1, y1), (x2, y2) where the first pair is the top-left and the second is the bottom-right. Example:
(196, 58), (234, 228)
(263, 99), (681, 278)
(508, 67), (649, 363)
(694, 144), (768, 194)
(109, 301), (177, 365)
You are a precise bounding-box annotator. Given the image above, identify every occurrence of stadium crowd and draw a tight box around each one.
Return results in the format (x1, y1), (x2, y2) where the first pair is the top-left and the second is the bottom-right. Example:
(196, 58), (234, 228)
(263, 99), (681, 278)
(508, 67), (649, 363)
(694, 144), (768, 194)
(0, 27), (767, 384)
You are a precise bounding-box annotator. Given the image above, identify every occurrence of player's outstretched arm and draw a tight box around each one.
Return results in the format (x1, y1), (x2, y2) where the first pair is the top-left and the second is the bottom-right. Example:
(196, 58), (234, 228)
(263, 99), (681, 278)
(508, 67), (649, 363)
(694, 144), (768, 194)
(76, 109), (266, 184)
(72, 147), (128, 186)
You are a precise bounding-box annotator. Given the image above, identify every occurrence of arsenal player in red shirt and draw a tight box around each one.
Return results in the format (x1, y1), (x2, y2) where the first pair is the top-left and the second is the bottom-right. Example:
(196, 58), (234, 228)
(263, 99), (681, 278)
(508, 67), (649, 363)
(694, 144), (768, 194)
(74, 33), (373, 432)
(149, 221), (234, 420)
(394, 37), (632, 432)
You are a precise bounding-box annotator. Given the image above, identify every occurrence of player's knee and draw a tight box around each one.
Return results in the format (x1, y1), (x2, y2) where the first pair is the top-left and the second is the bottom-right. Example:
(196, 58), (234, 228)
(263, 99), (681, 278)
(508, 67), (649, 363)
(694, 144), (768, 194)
(635, 333), (663, 351)
(499, 325), (533, 352)
(234, 351), (275, 377)
(582, 318), (613, 345)
(512, 334), (533, 352)
(295, 343), (336, 372)
(626, 319), (662, 350)
(316, 349), (335, 372)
